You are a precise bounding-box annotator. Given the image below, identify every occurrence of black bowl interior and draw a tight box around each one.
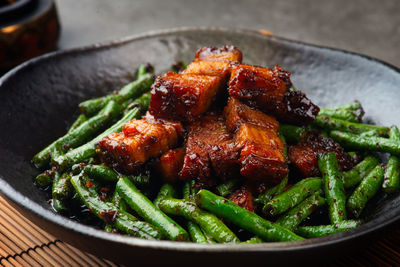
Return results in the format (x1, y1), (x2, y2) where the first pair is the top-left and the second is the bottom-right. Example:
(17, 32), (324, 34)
(1, 27), (400, 264)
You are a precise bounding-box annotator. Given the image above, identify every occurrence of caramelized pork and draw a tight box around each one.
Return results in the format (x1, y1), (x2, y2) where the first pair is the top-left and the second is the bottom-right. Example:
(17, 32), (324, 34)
(228, 186), (256, 212)
(182, 59), (231, 84)
(224, 98), (279, 132)
(98, 119), (181, 173)
(195, 45), (243, 63)
(288, 132), (354, 177)
(275, 90), (320, 125)
(235, 123), (287, 184)
(179, 115), (240, 186)
(228, 64), (319, 125)
(156, 148), (185, 183)
(149, 72), (221, 122)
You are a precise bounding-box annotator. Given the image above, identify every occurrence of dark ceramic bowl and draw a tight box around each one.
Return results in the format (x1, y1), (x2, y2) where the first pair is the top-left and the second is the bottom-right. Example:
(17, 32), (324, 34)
(1, 27), (400, 265)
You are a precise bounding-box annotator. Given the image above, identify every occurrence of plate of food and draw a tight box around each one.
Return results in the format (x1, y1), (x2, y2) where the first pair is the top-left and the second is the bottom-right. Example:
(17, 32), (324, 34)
(1, 27), (400, 265)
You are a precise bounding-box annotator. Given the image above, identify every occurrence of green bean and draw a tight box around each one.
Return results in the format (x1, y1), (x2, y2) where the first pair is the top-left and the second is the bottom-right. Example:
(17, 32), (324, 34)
(347, 165), (384, 218)
(83, 164), (118, 182)
(111, 189), (129, 212)
(342, 156), (379, 189)
(196, 190), (303, 242)
(182, 179), (199, 201)
(276, 193), (326, 231)
(52, 172), (72, 200)
(279, 124), (307, 144)
(52, 198), (68, 213)
(318, 153), (347, 224)
(382, 156), (400, 193)
(34, 168), (56, 188)
(71, 174), (162, 239)
(128, 175), (151, 188)
(104, 188), (131, 232)
(216, 179), (241, 197)
(295, 220), (360, 238)
(390, 126), (400, 141)
(383, 126), (400, 193)
(242, 236), (263, 244)
(158, 198), (239, 243)
(262, 177), (322, 217)
(314, 116), (389, 136)
(123, 92), (152, 114)
(136, 64), (153, 78)
(33, 100), (121, 168)
(181, 181), (210, 243)
(255, 175), (288, 204)
(54, 107), (142, 171)
(330, 130), (400, 155)
(79, 73), (153, 116)
(187, 221), (208, 243)
(324, 101), (363, 111)
(68, 114), (88, 133)
(116, 177), (188, 241)
(318, 109), (361, 123)
(202, 230), (216, 244)
(153, 183), (178, 208)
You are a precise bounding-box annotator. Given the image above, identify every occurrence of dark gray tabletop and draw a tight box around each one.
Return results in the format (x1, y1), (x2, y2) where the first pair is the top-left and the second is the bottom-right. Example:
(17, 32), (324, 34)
(56, 0), (399, 67)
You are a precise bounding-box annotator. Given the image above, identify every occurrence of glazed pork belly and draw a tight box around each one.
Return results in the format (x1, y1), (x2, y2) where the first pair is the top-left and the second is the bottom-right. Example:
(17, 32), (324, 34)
(149, 46), (243, 122)
(224, 98), (279, 132)
(228, 186), (256, 212)
(235, 123), (287, 184)
(228, 64), (319, 125)
(223, 98), (288, 184)
(155, 148), (185, 183)
(182, 59), (232, 85)
(179, 115), (240, 186)
(98, 119), (182, 173)
(149, 72), (221, 122)
(288, 132), (354, 177)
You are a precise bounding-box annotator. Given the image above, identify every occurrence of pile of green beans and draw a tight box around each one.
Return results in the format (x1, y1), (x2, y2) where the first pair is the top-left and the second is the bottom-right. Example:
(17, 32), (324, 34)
(32, 63), (400, 244)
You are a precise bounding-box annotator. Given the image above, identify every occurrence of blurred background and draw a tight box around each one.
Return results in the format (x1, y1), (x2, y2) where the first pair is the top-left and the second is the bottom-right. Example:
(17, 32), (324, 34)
(1, 0), (399, 72)
(56, 0), (400, 66)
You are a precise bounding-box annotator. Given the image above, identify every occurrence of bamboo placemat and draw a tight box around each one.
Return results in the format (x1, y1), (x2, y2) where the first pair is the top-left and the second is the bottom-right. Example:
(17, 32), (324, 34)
(0, 193), (399, 266)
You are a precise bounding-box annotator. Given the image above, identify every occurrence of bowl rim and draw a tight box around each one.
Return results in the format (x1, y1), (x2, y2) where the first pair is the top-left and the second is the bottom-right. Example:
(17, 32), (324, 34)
(1, 26), (400, 253)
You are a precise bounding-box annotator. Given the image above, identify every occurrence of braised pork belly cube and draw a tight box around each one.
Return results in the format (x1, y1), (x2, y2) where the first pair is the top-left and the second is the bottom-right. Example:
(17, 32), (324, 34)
(179, 115), (240, 186)
(235, 123), (287, 184)
(228, 64), (289, 107)
(275, 90), (320, 125)
(288, 132), (354, 177)
(228, 186), (256, 212)
(195, 45), (243, 63)
(224, 98), (279, 132)
(142, 112), (184, 137)
(182, 59), (231, 84)
(228, 65), (319, 125)
(98, 119), (180, 173)
(155, 148), (185, 183)
(149, 72), (221, 122)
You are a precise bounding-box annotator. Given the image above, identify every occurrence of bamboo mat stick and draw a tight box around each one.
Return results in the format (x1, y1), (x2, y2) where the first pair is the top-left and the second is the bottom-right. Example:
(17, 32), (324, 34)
(0, 202), (82, 265)
(0, 240), (13, 258)
(48, 243), (83, 267)
(13, 255), (32, 267)
(56, 242), (101, 266)
(1, 257), (22, 267)
(0, 219), (59, 266)
(16, 254), (41, 267)
(0, 196), (110, 266)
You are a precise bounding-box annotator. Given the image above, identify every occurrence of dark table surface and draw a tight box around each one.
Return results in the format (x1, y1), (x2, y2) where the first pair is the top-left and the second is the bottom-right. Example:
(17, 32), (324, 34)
(56, 0), (400, 67)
